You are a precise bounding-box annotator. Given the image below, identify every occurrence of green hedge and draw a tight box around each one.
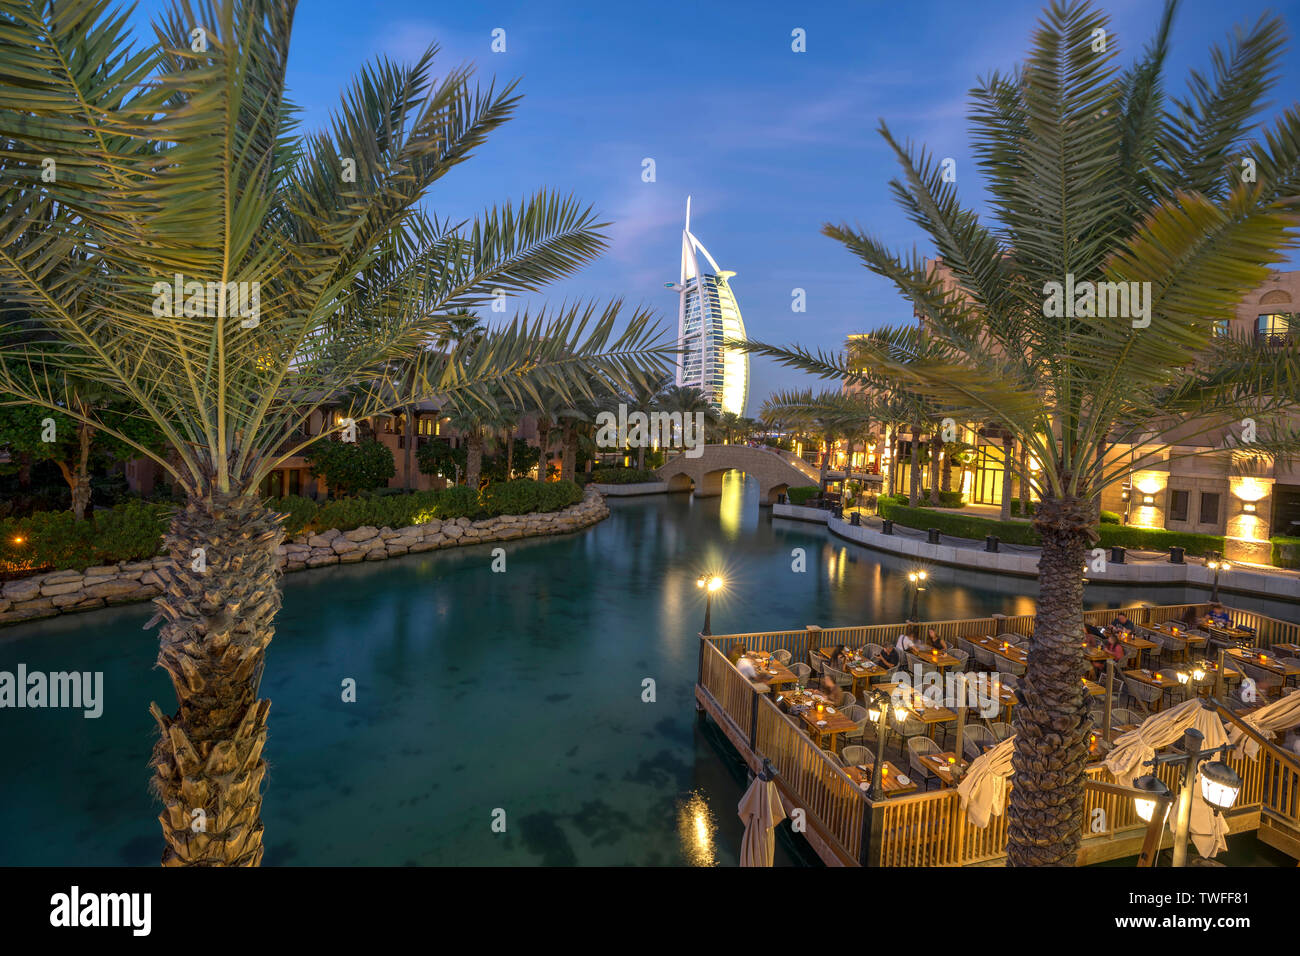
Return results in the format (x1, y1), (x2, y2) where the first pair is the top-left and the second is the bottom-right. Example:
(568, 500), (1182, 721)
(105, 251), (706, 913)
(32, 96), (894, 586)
(267, 495), (318, 535)
(0, 500), (172, 573)
(481, 479), (542, 515)
(538, 479), (583, 512)
(1100, 510), (1121, 524)
(589, 467), (658, 484)
(878, 499), (1039, 544)
(1270, 536), (1300, 569)
(878, 499), (1226, 556)
(786, 486), (822, 506)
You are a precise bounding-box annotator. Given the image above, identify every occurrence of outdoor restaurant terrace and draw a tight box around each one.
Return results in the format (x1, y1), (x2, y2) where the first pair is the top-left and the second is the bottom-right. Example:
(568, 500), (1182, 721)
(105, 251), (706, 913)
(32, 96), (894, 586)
(701, 602), (1300, 867)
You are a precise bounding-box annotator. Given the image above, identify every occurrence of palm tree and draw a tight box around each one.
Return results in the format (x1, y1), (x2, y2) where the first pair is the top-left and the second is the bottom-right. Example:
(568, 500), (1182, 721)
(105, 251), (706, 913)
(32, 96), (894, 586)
(0, 1), (668, 866)
(657, 385), (716, 458)
(741, 0), (1300, 865)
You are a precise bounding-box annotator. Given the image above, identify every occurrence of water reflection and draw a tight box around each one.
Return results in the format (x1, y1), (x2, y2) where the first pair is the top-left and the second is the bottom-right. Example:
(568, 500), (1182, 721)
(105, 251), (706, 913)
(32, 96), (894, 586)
(676, 791), (718, 866)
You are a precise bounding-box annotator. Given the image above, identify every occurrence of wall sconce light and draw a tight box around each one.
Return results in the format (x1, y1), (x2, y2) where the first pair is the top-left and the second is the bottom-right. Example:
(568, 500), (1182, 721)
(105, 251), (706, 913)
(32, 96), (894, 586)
(1242, 502), (1256, 514)
(1142, 495), (1155, 506)
(1120, 489), (1130, 502)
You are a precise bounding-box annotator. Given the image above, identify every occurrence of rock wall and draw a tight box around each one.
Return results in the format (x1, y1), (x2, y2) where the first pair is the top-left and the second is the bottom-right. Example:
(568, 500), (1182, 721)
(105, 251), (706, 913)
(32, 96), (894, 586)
(0, 488), (610, 628)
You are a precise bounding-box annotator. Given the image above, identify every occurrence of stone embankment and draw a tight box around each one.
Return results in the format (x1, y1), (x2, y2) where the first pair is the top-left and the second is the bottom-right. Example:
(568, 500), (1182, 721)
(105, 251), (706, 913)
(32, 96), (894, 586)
(0, 489), (610, 627)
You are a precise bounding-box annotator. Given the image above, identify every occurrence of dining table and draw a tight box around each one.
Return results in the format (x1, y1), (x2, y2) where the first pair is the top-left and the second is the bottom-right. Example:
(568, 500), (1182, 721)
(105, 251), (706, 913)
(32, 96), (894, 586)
(739, 652), (798, 688)
(1226, 647), (1300, 681)
(843, 758), (918, 797)
(1114, 631), (1158, 667)
(1123, 668), (1182, 710)
(1143, 621), (1208, 662)
(916, 751), (966, 788)
(780, 689), (858, 748)
(815, 646), (888, 696)
(967, 634), (1029, 669)
(1204, 622), (1256, 647)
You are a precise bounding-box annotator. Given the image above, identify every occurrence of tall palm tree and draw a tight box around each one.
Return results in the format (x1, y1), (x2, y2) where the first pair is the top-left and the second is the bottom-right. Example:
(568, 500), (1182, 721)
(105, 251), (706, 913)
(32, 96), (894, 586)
(657, 385), (716, 458)
(742, 0), (1300, 865)
(0, 0), (667, 866)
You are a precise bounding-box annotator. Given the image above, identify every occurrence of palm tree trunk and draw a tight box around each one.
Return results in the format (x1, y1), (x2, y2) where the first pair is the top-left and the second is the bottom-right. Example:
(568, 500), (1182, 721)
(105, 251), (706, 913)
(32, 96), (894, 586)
(149, 492), (283, 866)
(636, 441), (646, 471)
(561, 423), (576, 482)
(403, 406), (415, 492)
(929, 435), (941, 505)
(941, 447), (952, 492)
(466, 432), (483, 489)
(819, 436), (829, 492)
(908, 425), (921, 507)
(537, 417), (551, 481)
(886, 426), (897, 496)
(505, 431), (514, 479)
(1006, 493), (1092, 866)
(55, 421), (95, 520)
(1000, 436), (1015, 521)
(1019, 443), (1030, 514)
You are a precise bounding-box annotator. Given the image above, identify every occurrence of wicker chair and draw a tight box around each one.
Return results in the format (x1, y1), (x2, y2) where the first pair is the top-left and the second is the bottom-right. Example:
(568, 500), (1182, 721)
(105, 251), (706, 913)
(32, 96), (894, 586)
(1121, 675), (1165, 715)
(841, 744), (871, 768)
(824, 664), (853, 691)
(946, 648), (970, 672)
(841, 704), (870, 744)
(1110, 707), (1140, 728)
(1238, 660), (1283, 700)
(907, 737), (941, 789)
(791, 663), (811, 685)
(1279, 658), (1300, 687)
(808, 653), (824, 678)
(821, 749), (844, 767)
(888, 709), (927, 753)
(988, 721), (1012, 741)
(998, 672), (1019, 691)
(962, 725), (996, 761)
(838, 691), (858, 709)
(772, 649), (792, 666)
(972, 644), (996, 669)
(863, 643), (885, 661)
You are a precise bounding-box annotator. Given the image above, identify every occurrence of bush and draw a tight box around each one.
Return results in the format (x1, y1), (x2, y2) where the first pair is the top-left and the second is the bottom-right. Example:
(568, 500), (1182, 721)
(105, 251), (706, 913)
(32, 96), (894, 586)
(919, 489), (965, 508)
(267, 495), (319, 535)
(306, 438), (396, 497)
(0, 500), (171, 573)
(786, 486), (822, 506)
(538, 479), (583, 512)
(1272, 536), (1300, 570)
(1099, 510), (1121, 524)
(481, 479), (542, 516)
(436, 484), (482, 519)
(1009, 499), (1036, 517)
(1097, 525), (1223, 556)
(590, 467), (658, 484)
(878, 499), (1041, 545)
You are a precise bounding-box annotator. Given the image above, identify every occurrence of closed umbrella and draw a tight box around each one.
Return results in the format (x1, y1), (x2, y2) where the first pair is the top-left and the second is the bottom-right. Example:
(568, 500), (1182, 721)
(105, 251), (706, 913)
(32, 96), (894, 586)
(738, 772), (786, 867)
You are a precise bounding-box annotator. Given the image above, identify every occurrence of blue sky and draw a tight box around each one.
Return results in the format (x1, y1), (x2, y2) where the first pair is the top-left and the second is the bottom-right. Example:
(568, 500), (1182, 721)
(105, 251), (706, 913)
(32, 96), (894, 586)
(128, 0), (1300, 415)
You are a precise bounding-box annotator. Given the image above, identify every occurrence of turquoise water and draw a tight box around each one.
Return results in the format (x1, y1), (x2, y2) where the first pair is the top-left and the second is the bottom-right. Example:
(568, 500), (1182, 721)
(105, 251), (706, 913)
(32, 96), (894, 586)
(1, 473), (1295, 866)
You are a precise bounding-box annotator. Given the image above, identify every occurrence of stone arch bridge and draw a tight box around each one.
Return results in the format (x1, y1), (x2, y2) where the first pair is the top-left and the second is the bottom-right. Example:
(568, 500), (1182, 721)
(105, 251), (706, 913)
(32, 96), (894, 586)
(654, 444), (820, 504)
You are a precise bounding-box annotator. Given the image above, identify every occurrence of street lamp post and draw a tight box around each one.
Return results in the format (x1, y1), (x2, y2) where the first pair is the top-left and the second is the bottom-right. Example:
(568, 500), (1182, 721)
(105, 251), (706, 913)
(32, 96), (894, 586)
(1206, 554), (1230, 603)
(865, 688), (894, 798)
(906, 570), (928, 623)
(1132, 724), (1241, 867)
(696, 575), (723, 635)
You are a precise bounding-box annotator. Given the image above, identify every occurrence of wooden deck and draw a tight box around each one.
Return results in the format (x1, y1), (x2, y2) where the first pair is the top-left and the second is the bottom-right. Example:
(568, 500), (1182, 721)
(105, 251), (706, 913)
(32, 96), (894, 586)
(696, 602), (1300, 866)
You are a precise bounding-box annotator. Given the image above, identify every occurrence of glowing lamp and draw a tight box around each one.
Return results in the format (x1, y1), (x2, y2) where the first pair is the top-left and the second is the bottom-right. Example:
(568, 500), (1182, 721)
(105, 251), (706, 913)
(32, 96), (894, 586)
(1133, 774), (1171, 823)
(1200, 761), (1241, 812)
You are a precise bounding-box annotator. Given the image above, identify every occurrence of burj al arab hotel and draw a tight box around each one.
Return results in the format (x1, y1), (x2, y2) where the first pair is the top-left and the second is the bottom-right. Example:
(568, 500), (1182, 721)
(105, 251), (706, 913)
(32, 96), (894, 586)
(667, 198), (749, 417)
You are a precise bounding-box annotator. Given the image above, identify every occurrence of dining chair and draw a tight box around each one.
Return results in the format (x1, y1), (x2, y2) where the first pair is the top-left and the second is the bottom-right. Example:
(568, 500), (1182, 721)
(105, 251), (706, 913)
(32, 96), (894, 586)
(772, 649), (792, 666)
(1121, 675), (1164, 715)
(946, 648), (970, 672)
(1238, 660), (1283, 701)
(998, 672), (1018, 691)
(907, 737), (941, 789)
(838, 691), (858, 709)
(791, 663), (811, 684)
(807, 653), (824, 677)
(821, 749), (844, 767)
(888, 710), (927, 754)
(988, 721), (1012, 741)
(962, 725), (995, 762)
(824, 664), (852, 690)
(841, 744), (870, 768)
(972, 644), (996, 669)
(1279, 658), (1300, 687)
(863, 643), (885, 661)
(1110, 707), (1139, 728)
(841, 704), (869, 744)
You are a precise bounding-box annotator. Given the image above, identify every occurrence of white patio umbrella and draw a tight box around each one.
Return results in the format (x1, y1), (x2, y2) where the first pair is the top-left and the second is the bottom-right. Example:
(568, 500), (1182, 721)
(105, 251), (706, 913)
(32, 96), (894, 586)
(738, 772), (786, 867)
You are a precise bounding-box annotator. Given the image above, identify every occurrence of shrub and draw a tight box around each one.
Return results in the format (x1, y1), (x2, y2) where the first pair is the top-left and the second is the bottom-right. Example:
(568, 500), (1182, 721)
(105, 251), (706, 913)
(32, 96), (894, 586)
(1272, 536), (1300, 570)
(590, 467), (658, 484)
(0, 500), (171, 573)
(306, 438), (396, 496)
(919, 489), (965, 508)
(878, 499), (1041, 545)
(267, 495), (318, 535)
(481, 479), (542, 516)
(1009, 499), (1036, 517)
(538, 479), (583, 512)
(436, 484), (481, 519)
(786, 485), (821, 506)
(303, 490), (444, 533)
(1099, 510), (1121, 524)
(1097, 525), (1223, 556)
(308, 497), (372, 533)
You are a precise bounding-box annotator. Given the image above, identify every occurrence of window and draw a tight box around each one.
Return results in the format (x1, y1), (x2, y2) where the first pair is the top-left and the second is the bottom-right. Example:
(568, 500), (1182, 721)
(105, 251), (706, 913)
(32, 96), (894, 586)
(1256, 312), (1293, 344)
(1169, 489), (1189, 522)
(1212, 319), (1229, 337)
(1199, 492), (1220, 525)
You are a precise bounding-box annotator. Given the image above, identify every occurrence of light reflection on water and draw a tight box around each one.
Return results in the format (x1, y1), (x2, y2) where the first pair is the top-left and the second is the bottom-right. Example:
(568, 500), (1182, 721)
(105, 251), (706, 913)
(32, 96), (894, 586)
(676, 791), (717, 867)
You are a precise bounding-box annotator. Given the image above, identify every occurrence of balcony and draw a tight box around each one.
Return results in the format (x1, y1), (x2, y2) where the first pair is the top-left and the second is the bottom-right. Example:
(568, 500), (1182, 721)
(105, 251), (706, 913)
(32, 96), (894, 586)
(1255, 330), (1293, 347)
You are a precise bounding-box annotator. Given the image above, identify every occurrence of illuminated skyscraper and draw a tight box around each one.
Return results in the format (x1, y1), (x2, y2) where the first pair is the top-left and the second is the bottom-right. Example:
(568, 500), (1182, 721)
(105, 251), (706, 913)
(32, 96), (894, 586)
(667, 197), (748, 416)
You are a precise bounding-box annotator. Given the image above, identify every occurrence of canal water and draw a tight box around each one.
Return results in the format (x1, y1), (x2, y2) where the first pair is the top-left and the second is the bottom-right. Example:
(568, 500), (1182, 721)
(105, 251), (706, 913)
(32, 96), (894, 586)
(1, 474), (1295, 865)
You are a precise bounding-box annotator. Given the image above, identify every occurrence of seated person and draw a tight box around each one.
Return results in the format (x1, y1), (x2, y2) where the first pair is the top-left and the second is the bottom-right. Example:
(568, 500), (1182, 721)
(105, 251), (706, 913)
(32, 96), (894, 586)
(924, 627), (948, 652)
(826, 644), (849, 669)
(817, 674), (840, 699)
(1110, 611), (1135, 635)
(873, 644), (901, 670)
(736, 656), (759, 680)
(1207, 603), (1232, 626)
(727, 642), (747, 665)
(1093, 631), (1125, 677)
(1085, 623), (1107, 641)
(895, 632), (918, 656)
(1181, 606), (1200, 627)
